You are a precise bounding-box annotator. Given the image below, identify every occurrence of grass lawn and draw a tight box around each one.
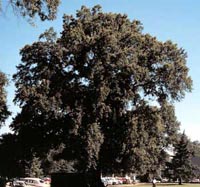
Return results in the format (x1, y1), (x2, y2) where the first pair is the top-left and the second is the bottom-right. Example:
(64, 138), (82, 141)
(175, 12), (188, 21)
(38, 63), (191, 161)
(110, 183), (200, 187)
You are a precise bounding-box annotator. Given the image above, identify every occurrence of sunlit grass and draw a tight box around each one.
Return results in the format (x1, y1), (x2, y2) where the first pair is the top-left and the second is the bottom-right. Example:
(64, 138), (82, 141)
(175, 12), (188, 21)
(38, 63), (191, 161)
(111, 183), (200, 187)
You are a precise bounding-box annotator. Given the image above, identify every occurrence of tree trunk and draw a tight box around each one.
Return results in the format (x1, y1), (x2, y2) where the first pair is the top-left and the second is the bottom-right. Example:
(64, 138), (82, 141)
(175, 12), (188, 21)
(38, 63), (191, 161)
(178, 177), (182, 185)
(51, 172), (105, 187)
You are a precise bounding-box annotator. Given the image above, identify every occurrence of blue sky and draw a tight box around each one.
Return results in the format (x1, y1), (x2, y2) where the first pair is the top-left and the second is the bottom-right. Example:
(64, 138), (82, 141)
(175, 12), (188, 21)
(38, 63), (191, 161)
(0, 0), (200, 141)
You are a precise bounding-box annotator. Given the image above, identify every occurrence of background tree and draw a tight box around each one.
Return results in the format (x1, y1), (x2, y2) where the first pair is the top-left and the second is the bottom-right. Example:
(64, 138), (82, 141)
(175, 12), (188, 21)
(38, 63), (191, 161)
(191, 141), (200, 157)
(12, 5), (192, 180)
(0, 0), (60, 22)
(190, 141), (200, 177)
(0, 72), (10, 127)
(0, 133), (24, 178)
(25, 156), (44, 177)
(169, 132), (195, 185)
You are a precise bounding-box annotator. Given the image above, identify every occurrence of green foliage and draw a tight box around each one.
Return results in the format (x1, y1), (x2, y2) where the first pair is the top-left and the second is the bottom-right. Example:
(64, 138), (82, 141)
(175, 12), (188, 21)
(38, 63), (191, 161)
(0, 133), (24, 178)
(0, 0), (60, 22)
(0, 72), (10, 127)
(191, 141), (200, 157)
(26, 156), (44, 177)
(39, 27), (57, 43)
(168, 133), (195, 184)
(43, 144), (77, 174)
(12, 5), (192, 175)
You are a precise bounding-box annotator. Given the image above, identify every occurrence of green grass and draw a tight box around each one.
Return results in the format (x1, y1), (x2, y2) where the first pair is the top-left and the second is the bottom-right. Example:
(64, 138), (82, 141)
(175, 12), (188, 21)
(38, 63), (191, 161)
(111, 183), (200, 187)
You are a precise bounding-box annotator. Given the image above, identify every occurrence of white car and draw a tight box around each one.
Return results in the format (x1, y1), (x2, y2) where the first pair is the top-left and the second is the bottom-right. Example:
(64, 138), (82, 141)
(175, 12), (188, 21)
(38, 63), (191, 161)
(101, 177), (120, 185)
(101, 178), (109, 186)
(13, 179), (26, 187)
(23, 178), (50, 187)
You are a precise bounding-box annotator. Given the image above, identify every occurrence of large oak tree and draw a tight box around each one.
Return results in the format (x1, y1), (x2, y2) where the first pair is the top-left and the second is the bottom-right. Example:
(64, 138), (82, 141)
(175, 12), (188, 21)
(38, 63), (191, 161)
(12, 5), (192, 177)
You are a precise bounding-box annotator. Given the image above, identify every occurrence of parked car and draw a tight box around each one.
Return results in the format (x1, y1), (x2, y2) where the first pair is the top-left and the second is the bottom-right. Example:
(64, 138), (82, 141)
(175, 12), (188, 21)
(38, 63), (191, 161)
(6, 182), (13, 187)
(101, 177), (120, 186)
(101, 177), (109, 186)
(116, 177), (127, 184)
(115, 177), (123, 184)
(190, 178), (200, 183)
(23, 178), (50, 187)
(12, 179), (26, 187)
(117, 176), (132, 184)
(109, 177), (119, 185)
(42, 177), (51, 184)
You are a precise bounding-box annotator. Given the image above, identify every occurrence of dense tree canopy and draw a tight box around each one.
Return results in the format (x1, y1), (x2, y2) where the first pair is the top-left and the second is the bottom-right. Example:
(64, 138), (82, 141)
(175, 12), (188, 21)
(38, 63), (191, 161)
(0, 72), (10, 127)
(191, 141), (200, 157)
(168, 132), (195, 185)
(12, 5), (192, 175)
(0, 0), (60, 21)
(0, 133), (24, 178)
